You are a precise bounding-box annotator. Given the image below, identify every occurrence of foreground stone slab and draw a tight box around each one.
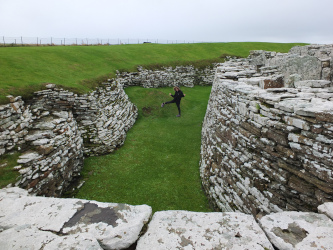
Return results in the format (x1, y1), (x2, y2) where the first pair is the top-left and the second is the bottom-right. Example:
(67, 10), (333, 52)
(0, 225), (102, 250)
(0, 187), (152, 250)
(259, 211), (333, 249)
(136, 210), (274, 250)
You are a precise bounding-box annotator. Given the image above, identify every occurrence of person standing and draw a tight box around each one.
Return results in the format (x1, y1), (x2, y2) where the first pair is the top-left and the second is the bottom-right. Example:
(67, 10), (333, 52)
(161, 86), (186, 117)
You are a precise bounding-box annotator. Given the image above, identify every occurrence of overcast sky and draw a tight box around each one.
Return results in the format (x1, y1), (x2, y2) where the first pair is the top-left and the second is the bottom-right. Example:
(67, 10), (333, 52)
(1, 0), (332, 44)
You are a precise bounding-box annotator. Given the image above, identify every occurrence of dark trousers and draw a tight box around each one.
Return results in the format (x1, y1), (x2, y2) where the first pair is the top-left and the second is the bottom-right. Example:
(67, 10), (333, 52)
(165, 99), (181, 115)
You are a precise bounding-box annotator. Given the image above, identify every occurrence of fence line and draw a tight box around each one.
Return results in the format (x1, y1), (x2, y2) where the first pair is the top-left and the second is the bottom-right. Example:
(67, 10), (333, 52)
(0, 36), (204, 46)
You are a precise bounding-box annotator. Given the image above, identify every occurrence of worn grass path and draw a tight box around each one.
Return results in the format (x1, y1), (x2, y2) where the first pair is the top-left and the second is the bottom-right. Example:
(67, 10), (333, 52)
(75, 86), (212, 213)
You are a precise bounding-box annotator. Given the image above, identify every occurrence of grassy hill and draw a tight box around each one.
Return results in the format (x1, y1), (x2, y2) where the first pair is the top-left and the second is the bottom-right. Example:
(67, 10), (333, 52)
(0, 42), (307, 103)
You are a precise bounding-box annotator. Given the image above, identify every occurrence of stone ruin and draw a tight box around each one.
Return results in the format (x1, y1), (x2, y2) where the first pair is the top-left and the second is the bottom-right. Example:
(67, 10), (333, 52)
(0, 82), (137, 197)
(200, 44), (333, 215)
(1, 44), (333, 249)
(0, 65), (214, 197)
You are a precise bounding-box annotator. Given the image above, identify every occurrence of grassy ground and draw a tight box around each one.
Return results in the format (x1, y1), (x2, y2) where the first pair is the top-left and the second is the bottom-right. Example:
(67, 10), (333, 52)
(0, 42), (307, 103)
(75, 85), (213, 213)
(0, 153), (20, 188)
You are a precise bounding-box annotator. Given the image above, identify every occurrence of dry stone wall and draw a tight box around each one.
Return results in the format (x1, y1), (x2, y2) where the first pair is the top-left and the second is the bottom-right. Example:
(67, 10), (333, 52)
(200, 44), (333, 215)
(0, 82), (137, 196)
(116, 65), (215, 88)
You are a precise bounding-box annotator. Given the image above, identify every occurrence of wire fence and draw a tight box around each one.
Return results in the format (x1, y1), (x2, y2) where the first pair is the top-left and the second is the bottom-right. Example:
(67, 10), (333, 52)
(0, 36), (204, 46)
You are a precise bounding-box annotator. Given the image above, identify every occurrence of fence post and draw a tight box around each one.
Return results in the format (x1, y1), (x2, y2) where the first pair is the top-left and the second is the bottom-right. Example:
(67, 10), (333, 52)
(64, 38), (65, 46)
(21, 36), (23, 46)
(37, 37), (38, 46)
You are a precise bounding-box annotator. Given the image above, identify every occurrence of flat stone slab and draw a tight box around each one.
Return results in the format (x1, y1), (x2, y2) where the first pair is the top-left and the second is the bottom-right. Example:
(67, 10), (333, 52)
(136, 210), (274, 250)
(295, 80), (331, 88)
(318, 202), (333, 220)
(259, 211), (333, 249)
(0, 224), (102, 250)
(0, 187), (152, 250)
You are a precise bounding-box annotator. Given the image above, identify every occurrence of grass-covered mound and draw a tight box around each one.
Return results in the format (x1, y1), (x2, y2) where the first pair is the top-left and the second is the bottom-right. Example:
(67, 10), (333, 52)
(0, 42), (307, 103)
(75, 86), (213, 212)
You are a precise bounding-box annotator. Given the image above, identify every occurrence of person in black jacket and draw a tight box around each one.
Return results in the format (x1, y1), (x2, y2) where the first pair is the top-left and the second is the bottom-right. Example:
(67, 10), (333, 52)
(161, 86), (186, 117)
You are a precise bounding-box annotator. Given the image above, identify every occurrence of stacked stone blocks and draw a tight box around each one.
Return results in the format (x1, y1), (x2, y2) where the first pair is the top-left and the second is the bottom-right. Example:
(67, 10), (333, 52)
(200, 44), (333, 215)
(0, 82), (138, 196)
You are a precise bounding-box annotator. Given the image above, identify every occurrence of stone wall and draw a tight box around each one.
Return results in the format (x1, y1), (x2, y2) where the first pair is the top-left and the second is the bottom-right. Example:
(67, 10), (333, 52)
(0, 82), (137, 196)
(200, 44), (333, 215)
(116, 65), (215, 88)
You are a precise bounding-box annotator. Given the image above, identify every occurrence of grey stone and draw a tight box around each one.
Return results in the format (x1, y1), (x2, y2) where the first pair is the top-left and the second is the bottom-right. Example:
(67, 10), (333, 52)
(17, 152), (40, 164)
(318, 202), (333, 220)
(45, 83), (56, 89)
(0, 187), (152, 250)
(137, 211), (274, 250)
(34, 122), (56, 130)
(259, 211), (333, 250)
(295, 80), (331, 88)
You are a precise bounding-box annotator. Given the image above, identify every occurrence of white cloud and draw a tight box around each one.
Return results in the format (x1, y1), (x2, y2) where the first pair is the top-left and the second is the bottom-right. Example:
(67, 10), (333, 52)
(0, 0), (332, 44)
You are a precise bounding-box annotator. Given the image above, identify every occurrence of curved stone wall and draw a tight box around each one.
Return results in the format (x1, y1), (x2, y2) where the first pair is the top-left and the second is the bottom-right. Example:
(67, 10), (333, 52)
(116, 65), (215, 87)
(0, 82), (137, 196)
(200, 45), (333, 215)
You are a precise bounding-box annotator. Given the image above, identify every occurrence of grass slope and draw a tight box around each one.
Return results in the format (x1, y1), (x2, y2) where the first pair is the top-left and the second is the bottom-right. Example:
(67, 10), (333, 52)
(0, 153), (20, 188)
(0, 42), (307, 103)
(75, 86), (212, 213)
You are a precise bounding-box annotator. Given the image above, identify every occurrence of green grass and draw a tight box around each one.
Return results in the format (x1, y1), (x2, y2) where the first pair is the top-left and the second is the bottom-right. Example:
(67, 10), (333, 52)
(0, 153), (20, 188)
(75, 85), (213, 213)
(0, 42), (307, 103)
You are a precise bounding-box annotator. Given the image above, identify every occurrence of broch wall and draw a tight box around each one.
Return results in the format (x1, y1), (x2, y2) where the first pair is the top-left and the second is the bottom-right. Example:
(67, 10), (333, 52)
(0, 82), (138, 196)
(116, 65), (215, 88)
(200, 44), (333, 215)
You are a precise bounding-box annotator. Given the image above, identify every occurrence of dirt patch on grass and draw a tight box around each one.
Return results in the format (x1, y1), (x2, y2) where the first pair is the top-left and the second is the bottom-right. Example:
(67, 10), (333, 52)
(142, 106), (153, 116)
